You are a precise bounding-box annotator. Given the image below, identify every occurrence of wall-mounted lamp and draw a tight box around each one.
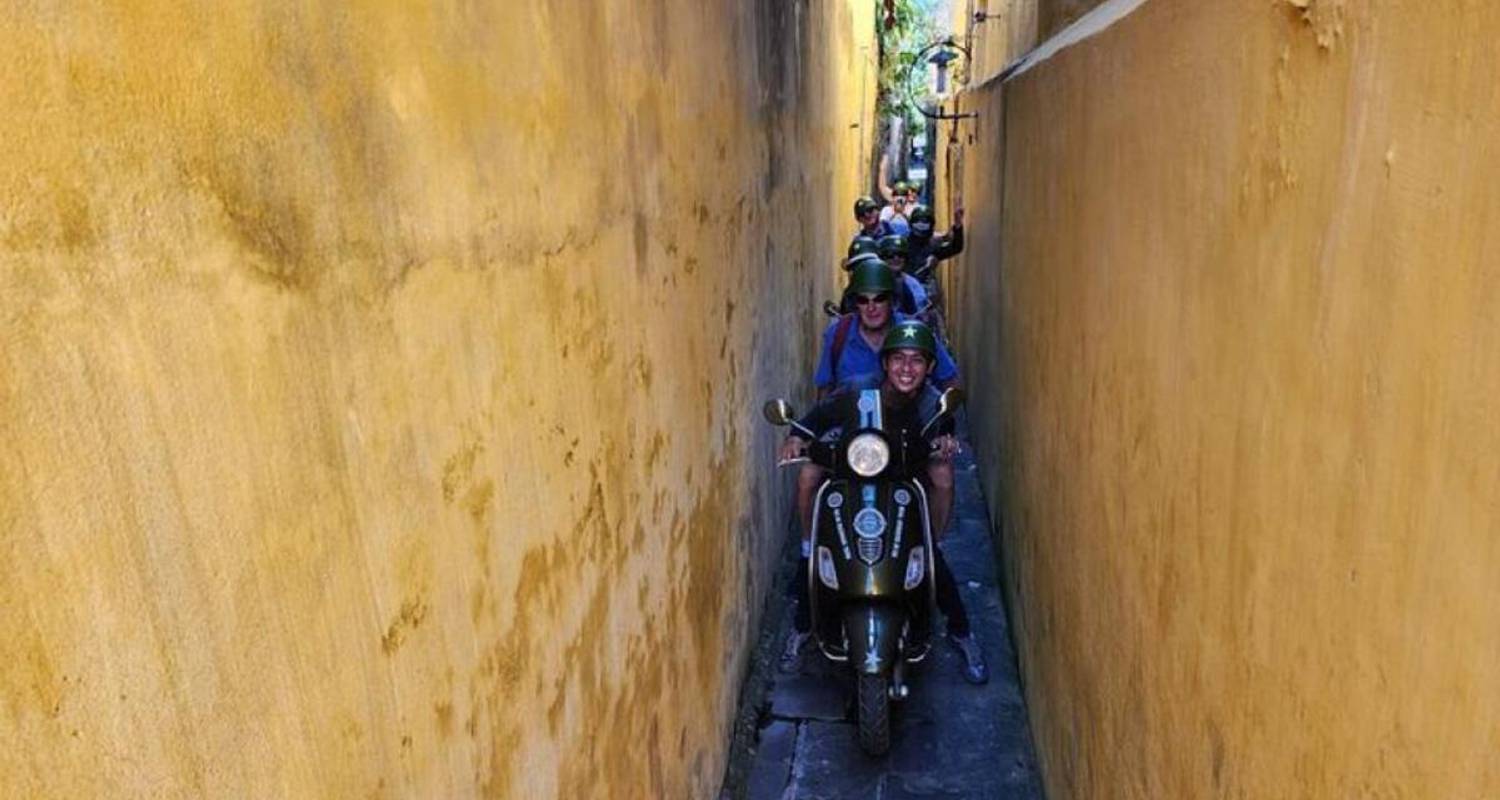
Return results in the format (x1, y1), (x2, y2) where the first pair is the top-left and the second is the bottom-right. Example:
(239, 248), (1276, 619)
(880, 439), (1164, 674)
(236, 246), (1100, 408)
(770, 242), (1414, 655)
(928, 48), (958, 99)
(904, 38), (978, 121)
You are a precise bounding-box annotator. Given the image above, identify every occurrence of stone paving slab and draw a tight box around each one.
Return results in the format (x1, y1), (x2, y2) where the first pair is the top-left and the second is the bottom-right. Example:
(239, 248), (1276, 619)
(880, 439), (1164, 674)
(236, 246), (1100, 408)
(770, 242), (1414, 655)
(880, 781), (973, 800)
(731, 433), (1046, 800)
(789, 721), (883, 800)
(746, 721), (799, 800)
(769, 673), (848, 722)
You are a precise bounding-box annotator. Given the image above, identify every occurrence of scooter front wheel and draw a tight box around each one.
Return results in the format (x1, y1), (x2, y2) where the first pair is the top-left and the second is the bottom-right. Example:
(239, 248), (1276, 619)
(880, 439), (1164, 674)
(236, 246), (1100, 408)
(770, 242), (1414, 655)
(855, 673), (891, 755)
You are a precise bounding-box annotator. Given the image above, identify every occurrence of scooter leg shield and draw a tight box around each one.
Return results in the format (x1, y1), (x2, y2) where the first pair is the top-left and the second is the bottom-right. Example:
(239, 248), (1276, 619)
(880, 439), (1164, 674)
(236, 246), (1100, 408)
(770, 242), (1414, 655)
(842, 603), (906, 675)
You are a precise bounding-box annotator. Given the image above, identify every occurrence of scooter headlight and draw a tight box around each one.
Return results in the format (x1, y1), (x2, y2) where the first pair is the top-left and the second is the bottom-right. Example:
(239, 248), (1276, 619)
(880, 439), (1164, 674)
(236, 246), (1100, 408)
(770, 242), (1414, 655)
(846, 433), (890, 477)
(817, 547), (839, 589)
(904, 546), (926, 590)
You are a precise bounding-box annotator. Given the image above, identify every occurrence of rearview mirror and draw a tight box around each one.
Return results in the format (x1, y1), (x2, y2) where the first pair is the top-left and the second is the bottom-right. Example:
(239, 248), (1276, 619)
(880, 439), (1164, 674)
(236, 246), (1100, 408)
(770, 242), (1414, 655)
(936, 387), (965, 417)
(920, 387), (966, 438)
(763, 399), (796, 426)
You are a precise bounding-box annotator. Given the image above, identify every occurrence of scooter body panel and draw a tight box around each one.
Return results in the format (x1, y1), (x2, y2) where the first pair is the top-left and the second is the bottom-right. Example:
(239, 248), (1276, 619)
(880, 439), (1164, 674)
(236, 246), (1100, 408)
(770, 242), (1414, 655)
(809, 477), (936, 664)
(842, 602), (905, 675)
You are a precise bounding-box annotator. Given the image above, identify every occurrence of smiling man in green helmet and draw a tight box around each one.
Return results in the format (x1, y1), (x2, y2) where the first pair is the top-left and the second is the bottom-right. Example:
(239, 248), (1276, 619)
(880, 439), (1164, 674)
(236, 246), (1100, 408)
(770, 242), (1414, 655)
(777, 320), (988, 684)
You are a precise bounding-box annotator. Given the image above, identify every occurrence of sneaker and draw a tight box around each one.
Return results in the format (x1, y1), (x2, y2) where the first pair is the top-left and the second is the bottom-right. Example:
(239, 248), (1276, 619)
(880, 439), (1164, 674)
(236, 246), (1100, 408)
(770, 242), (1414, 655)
(949, 633), (989, 685)
(779, 630), (811, 674)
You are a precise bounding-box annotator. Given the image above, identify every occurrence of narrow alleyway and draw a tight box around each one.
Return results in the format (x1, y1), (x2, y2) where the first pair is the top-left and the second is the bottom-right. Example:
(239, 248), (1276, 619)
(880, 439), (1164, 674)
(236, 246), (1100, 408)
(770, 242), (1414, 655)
(721, 422), (1044, 800)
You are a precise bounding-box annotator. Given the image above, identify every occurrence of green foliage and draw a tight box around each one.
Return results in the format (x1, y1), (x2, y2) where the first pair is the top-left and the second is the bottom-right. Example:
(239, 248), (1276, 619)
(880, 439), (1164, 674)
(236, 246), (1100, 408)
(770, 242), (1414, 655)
(876, 0), (939, 130)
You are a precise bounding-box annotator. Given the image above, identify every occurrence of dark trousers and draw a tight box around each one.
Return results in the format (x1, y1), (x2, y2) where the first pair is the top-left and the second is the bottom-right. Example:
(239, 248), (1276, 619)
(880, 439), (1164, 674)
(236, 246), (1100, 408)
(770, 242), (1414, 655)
(793, 546), (969, 638)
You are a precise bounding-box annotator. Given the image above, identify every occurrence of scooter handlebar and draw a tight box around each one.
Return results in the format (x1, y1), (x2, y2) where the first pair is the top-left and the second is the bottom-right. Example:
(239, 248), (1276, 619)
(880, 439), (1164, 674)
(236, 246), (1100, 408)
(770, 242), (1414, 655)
(777, 439), (835, 469)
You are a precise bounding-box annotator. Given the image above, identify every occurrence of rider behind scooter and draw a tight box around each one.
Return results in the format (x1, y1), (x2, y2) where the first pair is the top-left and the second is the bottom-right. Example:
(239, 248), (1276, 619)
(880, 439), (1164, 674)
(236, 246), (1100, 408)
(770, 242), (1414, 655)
(852, 195), (894, 242)
(842, 239), (920, 318)
(781, 319), (989, 684)
(906, 204), (965, 286)
(875, 235), (932, 317)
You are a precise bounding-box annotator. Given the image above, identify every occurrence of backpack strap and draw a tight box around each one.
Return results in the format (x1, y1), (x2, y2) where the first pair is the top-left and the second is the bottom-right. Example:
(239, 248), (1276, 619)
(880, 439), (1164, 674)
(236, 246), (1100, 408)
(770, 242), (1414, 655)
(829, 313), (857, 383)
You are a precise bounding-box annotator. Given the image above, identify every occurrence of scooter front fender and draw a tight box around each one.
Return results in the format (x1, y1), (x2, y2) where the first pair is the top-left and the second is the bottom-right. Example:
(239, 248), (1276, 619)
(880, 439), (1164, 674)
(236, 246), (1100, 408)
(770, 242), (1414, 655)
(842, 603), (905, 676)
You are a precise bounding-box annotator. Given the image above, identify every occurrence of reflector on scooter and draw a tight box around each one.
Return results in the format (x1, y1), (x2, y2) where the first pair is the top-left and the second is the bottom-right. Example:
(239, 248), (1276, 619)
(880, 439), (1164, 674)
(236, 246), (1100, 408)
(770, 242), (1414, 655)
(817, 547), (839, 589)
(904, 546), (926, 590)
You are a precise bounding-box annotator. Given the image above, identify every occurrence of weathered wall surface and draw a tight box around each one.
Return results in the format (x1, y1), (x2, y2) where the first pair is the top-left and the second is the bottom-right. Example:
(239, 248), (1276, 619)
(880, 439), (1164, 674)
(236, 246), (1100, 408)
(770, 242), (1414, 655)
(956, 0), (1105, 84)
(1037, 0), (1109, 39)
(957, 0), (1040, 85)
(950, 0), (1500, 796)
(0, 2), (872, 797)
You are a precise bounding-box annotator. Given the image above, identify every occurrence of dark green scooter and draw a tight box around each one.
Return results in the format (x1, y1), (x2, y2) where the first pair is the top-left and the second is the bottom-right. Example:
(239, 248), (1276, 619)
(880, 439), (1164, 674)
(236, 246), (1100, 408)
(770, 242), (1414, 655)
(764, 386), (962, 754)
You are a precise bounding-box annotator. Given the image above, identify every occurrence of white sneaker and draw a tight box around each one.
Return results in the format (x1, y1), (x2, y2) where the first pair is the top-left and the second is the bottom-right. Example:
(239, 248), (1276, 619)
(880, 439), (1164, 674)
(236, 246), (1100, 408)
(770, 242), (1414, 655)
(949, 633), (990, 685)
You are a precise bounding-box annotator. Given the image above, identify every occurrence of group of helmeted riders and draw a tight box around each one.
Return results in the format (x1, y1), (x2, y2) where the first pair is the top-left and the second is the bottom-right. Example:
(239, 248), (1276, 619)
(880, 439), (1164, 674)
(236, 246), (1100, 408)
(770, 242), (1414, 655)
(776, 179), (988, 684)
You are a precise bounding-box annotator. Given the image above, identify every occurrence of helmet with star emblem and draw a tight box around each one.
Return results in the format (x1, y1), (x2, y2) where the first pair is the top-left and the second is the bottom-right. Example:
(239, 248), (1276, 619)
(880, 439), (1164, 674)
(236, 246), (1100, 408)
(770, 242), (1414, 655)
(880, 320), (938, 361)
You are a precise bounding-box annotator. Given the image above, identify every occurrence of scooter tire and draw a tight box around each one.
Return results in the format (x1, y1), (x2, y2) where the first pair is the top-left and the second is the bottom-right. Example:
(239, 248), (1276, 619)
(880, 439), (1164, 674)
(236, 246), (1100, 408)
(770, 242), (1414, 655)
(856, 673), (892, 756)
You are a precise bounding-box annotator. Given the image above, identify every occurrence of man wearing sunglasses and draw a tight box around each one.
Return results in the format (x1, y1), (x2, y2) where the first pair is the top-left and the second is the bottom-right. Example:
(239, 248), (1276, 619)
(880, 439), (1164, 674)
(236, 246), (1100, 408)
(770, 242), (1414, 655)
(853, 195), (894, 242)
(843, 238), (922, 317)
(814, 261), (956, 402)
(875, 234), (932, 318)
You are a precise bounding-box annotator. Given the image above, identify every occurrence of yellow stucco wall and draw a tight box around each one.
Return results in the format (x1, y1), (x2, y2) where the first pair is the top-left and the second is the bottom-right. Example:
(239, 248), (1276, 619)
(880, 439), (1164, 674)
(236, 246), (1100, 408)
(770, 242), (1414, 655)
(1036, 0), (1108, 40)
(953, 0), (1040, 86)
(950, 0), (1500, 796)
(0, 2), (873, 797)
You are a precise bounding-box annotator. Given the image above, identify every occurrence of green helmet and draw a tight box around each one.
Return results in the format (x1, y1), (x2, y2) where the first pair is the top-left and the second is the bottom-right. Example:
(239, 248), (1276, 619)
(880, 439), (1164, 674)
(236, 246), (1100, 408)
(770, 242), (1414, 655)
(846, 259), (897, 296)
(844, 235), (882, 270)
(892, 180), (911, 196)
(853, 196), (880, 217)
(881, 319), (938, 361)
(848, 235), (880, 258)
(876, 234), (908, 261)
(908, 205), (935, 239)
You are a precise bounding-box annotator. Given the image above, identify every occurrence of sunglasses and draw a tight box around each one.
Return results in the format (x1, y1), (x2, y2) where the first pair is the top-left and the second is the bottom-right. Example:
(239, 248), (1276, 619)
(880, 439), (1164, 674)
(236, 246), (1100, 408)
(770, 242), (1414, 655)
(853, 293), (891, 306)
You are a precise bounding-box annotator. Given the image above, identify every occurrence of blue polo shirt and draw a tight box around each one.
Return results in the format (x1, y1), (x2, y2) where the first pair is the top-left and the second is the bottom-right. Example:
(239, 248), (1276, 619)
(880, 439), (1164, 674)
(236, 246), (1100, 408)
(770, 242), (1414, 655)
(812, 313), (959, 392)
(901, 273), (929, 312)
(882, 212), (912, 236)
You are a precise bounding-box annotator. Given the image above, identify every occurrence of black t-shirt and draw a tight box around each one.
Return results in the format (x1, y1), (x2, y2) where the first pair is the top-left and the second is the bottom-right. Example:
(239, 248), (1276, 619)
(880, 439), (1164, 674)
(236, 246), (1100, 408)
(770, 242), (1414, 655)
(796, 385), (954, 457)
(909, 225), (964, 282)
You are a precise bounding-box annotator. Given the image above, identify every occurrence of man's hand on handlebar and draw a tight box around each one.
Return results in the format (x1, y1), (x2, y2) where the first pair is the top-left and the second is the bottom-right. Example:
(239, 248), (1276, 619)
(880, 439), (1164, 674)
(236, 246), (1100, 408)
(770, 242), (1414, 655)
(931, 434), (960, 461)
(779, 435), (810, 463)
